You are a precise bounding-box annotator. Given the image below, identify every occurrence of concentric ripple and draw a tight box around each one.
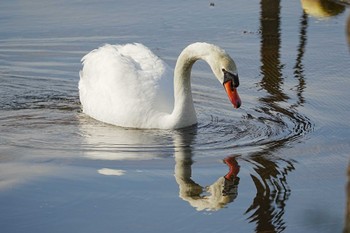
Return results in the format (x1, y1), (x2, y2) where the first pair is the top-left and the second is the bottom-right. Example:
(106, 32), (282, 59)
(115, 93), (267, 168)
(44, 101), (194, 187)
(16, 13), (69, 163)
(0, 37), (314, 162)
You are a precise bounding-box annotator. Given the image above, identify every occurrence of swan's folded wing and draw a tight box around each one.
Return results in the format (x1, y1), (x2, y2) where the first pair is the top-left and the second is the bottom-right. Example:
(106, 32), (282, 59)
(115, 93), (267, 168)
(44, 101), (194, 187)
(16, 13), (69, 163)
(79, 43), (173, 128)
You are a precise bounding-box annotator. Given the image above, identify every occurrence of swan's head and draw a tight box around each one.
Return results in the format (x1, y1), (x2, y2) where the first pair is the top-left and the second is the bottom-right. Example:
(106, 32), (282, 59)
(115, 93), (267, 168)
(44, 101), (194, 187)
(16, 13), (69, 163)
(206, 46), (241, 109)
(222, 68), (241, 109)
(177, 42), (242, 109)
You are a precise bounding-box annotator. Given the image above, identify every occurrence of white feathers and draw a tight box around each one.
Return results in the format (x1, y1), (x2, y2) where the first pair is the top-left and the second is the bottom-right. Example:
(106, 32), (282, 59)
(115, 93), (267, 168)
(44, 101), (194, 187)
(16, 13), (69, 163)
(79, 43), (173, 128)
(79, 42), (237, 129)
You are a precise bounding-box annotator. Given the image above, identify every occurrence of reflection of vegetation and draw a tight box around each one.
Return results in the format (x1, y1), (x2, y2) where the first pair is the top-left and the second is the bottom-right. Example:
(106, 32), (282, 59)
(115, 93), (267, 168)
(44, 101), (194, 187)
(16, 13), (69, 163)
(240, 1), (312, 232)
(244, 155), (295, 233)
(293, 12), (308, 107)
(347, 14), (350, 51)
(258, 0), (312, 139)
(259, 0), (286, 103)
(245, 1), (291, 231)
(173, 2), (317, 230)
(300, 0), (345, 18)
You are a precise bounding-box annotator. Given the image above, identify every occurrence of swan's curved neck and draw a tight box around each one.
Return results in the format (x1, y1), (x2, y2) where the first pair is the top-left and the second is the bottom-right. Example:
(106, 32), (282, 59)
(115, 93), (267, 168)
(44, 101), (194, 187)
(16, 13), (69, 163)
(170, 43), (229, 128)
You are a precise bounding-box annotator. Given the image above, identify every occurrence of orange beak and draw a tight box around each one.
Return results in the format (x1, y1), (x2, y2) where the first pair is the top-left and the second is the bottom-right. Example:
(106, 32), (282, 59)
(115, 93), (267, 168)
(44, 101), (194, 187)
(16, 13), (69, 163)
(224, 80), (241, 109)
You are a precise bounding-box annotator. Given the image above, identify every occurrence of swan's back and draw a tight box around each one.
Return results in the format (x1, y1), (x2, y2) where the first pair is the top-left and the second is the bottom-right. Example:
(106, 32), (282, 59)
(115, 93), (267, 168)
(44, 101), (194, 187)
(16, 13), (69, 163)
(79, 43), (173, 128)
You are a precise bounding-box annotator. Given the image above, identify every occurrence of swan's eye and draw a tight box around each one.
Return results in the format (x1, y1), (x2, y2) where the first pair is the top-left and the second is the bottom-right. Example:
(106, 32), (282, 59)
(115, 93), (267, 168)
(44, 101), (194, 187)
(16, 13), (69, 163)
(222, 68), (239, 88)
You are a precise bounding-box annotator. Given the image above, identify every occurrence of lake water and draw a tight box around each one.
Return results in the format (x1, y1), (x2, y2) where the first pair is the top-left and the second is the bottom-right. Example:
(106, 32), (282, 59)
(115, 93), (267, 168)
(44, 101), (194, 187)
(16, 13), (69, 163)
(1, 0), (350, 232)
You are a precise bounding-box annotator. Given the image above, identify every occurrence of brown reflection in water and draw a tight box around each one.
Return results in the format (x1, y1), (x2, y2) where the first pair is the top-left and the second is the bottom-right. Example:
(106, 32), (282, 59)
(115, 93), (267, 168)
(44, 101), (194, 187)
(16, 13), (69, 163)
(245, 1), (350, 231)
(173, 2), (317, 230)
(243, 153), (295, 233)
(173, 127), (296, 232)
(293, 12), (308, 107)
(259, 0), (287, 104)
(257, 0), (312, 133)
(299, 3), (350, 230)
(347, 13), (350, 51)
(242, 1), (311, 232)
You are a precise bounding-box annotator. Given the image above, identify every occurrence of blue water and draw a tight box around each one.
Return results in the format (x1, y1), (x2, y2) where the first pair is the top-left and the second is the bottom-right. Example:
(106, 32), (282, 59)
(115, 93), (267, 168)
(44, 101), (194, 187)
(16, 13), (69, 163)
(0, 0), (350, 232)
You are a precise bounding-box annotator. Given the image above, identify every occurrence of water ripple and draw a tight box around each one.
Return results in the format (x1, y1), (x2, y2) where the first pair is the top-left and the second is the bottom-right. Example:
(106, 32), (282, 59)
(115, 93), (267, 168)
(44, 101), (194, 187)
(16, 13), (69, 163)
(0, 36), (314, 160)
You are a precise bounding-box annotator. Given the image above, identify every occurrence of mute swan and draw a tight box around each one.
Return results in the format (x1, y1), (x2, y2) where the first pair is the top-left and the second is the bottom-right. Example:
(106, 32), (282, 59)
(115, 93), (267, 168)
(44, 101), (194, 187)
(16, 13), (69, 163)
(79, 42), (241, 129)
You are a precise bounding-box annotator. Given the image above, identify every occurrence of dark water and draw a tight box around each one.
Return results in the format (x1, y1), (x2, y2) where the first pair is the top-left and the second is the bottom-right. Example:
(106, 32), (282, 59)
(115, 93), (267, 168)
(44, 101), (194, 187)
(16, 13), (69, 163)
(1, 0), (350, 232)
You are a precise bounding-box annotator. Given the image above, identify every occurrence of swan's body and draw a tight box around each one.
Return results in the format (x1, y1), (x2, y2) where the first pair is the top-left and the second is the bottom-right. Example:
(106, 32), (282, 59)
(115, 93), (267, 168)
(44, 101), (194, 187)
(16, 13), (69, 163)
(79, 42), (241, 129)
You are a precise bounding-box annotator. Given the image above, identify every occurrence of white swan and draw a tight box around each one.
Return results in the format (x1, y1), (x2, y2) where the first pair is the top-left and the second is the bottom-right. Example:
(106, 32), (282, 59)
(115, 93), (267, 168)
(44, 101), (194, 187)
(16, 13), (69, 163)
(79, 42), (241, 129)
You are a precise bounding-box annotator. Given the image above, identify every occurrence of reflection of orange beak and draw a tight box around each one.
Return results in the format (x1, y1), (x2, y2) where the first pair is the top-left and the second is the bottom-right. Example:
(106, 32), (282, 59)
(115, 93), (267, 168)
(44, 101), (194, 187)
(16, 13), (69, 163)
(224, 156), (240, 180)
(224, 80), (241, 109)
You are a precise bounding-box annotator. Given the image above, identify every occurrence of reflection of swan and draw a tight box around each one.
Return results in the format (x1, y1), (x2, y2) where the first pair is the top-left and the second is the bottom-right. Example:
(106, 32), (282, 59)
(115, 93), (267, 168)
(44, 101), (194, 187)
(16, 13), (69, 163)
(79, 42), (241, 129)
(300, 0), (345, 18)
(173, 129), (240, 211)
(78, 115), (174, 161)
(175, 154), (240, 211)
(79, 118), (240, 211)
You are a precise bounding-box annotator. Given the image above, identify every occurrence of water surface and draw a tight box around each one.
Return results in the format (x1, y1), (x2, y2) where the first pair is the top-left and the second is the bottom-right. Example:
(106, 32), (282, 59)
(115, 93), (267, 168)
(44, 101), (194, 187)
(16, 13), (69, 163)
(1, 0), (350, 232)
